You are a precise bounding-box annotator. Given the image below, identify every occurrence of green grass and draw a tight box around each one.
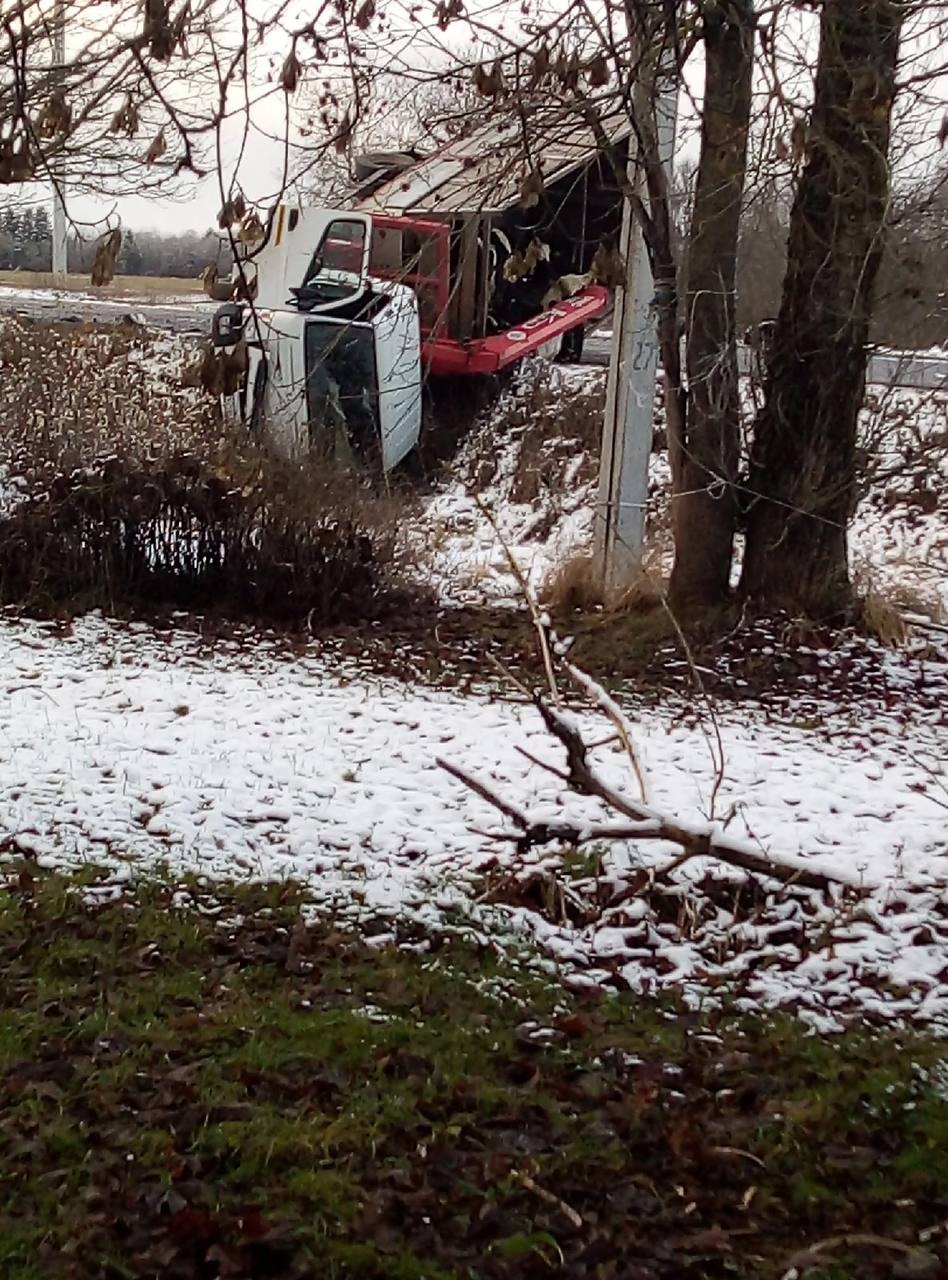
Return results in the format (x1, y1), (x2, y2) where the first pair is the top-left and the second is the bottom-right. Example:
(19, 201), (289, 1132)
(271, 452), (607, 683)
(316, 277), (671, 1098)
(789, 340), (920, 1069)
(0, 868), (945, 1279)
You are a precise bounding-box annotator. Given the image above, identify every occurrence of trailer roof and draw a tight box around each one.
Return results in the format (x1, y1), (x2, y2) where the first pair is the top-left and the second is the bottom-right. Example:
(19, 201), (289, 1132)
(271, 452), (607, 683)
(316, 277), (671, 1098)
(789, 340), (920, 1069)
(351, 102), (631, 218)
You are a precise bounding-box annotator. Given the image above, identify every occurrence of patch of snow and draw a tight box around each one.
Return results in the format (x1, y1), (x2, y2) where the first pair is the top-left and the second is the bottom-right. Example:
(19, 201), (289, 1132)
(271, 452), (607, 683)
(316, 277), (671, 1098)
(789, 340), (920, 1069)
(416, 362), (946, 619)
(419, 362), (605, 603)
(0, 612), (945, 1030)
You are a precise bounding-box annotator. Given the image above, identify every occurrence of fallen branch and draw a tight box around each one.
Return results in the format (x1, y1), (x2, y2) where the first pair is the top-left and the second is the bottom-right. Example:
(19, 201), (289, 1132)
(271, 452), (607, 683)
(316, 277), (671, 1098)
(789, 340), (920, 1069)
(566, 662), (650, 804)
(782, 1232), (928, 1278)
(438, 700), (864, 895)
(535, 698), (863, 892)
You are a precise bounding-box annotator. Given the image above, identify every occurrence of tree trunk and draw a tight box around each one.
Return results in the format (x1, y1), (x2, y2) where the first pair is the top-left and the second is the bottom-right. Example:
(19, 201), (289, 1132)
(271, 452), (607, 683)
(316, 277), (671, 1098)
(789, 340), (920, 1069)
(669, 0), (754, 610)
(740, 0), (902, 616)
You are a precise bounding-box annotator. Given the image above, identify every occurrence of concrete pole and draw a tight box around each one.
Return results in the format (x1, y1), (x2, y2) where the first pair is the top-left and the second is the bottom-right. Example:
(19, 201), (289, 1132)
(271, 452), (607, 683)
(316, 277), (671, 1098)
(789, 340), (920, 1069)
(51, 0), (68, 283)
(595, 74), (678, 594)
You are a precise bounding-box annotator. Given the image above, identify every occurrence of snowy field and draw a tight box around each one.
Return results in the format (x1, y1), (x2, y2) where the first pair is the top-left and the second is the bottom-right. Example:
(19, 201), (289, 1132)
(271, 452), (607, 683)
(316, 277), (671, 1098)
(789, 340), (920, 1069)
(2, 612), (946, 1030)
(0, 282), (212, 309)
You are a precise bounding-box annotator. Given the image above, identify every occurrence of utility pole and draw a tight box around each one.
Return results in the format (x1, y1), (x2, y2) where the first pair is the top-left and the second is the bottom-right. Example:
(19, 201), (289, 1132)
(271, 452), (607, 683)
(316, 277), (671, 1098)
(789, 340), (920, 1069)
(51, 0), (68, 284)
(595, 74), (678, 594)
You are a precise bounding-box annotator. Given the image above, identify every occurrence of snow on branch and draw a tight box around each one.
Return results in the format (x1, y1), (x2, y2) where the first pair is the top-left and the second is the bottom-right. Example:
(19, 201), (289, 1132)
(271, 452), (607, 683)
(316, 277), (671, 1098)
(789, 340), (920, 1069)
(438, 672), (864, 897)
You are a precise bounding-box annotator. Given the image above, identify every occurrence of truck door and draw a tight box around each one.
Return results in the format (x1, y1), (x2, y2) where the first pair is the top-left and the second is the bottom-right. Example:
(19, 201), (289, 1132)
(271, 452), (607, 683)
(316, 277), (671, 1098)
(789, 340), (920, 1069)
(245, 208), (373, 309)
(371, 285), (422, 472)
(286, 211), (373, 310)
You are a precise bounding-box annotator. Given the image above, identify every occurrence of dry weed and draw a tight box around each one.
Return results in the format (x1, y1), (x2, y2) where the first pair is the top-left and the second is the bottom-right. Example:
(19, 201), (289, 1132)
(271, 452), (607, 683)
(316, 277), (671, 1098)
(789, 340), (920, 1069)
(0, 317), (423, 624)
(541, 538), (668, 617)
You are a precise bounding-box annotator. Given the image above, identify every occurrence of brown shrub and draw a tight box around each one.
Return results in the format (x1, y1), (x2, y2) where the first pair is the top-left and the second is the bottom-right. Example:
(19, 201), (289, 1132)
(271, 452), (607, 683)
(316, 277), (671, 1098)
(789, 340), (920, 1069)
(0, 451), (414, 624)
(0, 317), (218, 482)
(0, 317), (421, 624)
(541, 548), (665, 617)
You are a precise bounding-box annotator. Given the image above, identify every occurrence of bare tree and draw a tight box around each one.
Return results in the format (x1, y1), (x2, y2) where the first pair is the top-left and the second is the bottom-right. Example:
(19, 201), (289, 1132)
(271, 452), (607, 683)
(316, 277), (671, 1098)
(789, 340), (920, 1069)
(668, 0), (754, 610)
(740, 0), (905, 616)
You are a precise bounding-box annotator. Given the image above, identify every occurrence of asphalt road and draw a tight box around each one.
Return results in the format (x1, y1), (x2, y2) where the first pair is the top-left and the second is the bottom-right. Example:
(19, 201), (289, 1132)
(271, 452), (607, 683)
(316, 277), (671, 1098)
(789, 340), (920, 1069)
(1, 290), (945, 391)
(582, 331), (948, 391)
(0, 289), (213, 336)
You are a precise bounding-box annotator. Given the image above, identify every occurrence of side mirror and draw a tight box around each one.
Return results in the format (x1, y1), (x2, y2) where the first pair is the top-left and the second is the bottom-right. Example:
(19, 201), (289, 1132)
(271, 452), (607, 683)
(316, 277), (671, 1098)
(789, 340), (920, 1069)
(211, 302), (246, 349)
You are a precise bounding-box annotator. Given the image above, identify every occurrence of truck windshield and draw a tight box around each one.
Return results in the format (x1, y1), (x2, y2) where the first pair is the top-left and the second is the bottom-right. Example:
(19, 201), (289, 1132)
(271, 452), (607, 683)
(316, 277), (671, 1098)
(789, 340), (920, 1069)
(304, 320), (379, 458)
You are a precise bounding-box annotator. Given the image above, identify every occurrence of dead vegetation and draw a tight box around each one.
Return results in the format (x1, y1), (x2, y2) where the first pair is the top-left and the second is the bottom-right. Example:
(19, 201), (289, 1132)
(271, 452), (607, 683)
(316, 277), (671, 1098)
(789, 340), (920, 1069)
(0, 269), (203, 297)
(0, 316), (218, 476)
(0, 317), (422, 624)
(461, 362), (604, 506)
(0, 452), (414, 623)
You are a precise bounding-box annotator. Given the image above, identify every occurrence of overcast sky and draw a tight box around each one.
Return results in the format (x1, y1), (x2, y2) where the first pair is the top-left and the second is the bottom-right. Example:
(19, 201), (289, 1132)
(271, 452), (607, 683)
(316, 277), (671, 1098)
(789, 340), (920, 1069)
(13, 0), (948, 242)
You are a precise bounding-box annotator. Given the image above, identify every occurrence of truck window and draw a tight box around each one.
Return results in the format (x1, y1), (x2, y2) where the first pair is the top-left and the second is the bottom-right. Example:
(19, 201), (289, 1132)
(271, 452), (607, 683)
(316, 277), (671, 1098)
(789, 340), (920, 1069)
(303, 219), (367, 286)
(304, 319), (379, 457)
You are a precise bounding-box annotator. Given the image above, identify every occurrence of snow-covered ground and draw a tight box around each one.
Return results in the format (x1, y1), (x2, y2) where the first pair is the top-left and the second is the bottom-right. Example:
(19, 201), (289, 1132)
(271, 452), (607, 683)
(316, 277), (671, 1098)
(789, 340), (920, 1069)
(0, 329), (945, 1030)
(422, 365), (605, 602)
(1, 612), (946, 1029)
(423, 363), (948, 617)
(0, 283), (212, 309)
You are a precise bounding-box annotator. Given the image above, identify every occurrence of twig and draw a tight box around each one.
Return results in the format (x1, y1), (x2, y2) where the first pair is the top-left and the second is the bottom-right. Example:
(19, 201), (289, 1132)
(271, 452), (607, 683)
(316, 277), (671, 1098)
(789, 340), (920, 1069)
(516, 1173), (584, 1230)
(436, 757), (528, 831)
(516, 744), (570, 783)
(439, 736), (857, 893)
(783, 1232), (919, 1276)
(472, 492), (560, 706)
(566, 661), (650, 804)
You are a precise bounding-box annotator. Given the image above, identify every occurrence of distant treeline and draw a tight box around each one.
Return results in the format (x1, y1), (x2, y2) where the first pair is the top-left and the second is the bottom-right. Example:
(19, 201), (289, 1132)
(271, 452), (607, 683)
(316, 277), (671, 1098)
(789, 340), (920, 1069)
(0, 181), (944, 346)
(0, 203), (220, 280)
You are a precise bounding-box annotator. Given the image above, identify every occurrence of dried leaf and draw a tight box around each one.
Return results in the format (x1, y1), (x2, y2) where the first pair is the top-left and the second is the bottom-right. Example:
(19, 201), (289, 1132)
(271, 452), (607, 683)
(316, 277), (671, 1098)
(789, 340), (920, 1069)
(90, 228), (123, 288)
(587, 51), (610, 87)
(939, 113), (948, 147)
(143, 129), (167, 165)
(434, 0), (463, 28)
(518, 167), (544, 209)
(0, 138), (34, 183)
(333, 109), (354, 154)
(555, 49), (581, 91)
(109, 96), (140, 138)
(200, 265), (234, 302)
(279, 50), (302, 94)
(36, 90), (72, 139)
(237, 212), (264, 245)
(528, 45), (550, 89)
(473, 59), (505, 98)
(144, 0), (174, 61)
(590, 240), (625, 288)
(354, 0), (375, 29)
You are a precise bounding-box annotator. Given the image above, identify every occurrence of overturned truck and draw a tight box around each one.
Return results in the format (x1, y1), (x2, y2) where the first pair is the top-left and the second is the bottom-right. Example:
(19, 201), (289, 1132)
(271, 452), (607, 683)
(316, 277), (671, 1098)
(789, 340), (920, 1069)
(211, 107), (629, 471)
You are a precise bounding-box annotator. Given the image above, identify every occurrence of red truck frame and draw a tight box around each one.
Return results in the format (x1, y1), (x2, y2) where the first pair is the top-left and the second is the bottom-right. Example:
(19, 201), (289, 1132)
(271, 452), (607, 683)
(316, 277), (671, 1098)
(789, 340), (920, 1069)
(323, 212), (609, 378)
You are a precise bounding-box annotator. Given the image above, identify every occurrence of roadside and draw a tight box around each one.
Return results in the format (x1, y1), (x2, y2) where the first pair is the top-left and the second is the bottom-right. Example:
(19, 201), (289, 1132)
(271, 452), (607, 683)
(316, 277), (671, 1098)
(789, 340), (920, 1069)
(0, 268), (204, 299)
(1, 871), (946, 1280)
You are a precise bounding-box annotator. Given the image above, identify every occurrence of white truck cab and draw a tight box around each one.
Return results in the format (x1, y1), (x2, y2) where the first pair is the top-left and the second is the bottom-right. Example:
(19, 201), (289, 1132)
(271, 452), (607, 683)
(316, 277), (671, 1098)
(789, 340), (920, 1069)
(214, 209), (422, 473)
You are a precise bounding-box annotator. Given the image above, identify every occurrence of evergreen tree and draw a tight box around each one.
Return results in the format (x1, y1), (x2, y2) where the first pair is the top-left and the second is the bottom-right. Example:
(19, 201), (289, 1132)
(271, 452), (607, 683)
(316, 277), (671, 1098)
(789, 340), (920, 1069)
(120, 228), (144, 275)
(33, 206), (51, 243)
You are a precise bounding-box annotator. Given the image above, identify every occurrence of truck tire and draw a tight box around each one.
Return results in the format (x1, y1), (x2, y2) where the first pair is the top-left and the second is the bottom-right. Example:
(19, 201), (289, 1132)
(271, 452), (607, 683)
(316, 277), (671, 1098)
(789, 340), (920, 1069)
(557, 326), (585, 364)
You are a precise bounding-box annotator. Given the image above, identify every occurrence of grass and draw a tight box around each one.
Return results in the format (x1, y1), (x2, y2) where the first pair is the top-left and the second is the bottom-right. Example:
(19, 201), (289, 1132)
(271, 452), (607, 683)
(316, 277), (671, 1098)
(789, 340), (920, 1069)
(0, 269), (203, 297)
(0, 869), (946, 1279)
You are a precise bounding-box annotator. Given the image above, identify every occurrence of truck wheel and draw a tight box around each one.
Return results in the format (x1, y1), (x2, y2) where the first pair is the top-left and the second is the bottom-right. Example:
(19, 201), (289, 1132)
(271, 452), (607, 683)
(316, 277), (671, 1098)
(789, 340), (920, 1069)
(557, 326), (585, 364)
